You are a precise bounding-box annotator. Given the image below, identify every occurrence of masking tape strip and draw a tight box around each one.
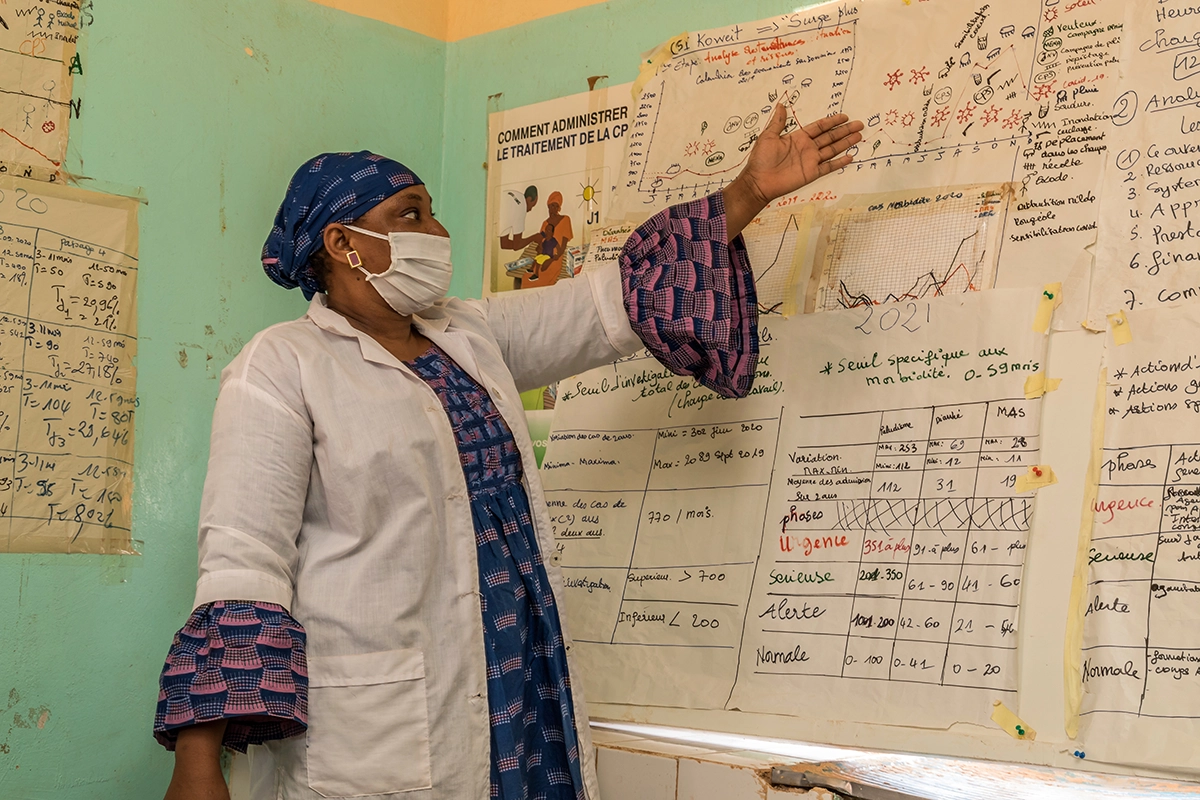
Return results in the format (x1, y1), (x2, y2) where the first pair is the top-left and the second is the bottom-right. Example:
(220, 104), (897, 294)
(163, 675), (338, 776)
(991, 700), (1036, 741)
(582, 83), (610, 255)
(1064, 368), (1107, 738)
(484, 93), (506, 297)
(1015, 465), (1057, 493)
(1024, 372), (1062, 400)
(632, 32), (688, 100)
(781, 203), (818, 318)
(1033, 282), (1064, 334)
(1108, 309), (1133, 346)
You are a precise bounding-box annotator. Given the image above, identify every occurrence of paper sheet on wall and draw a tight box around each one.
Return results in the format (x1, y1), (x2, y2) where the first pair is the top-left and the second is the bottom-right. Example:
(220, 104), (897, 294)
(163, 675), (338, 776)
(1076, 303), (1200, 767)
(544, 289), (1049, 726)
(484, 84), (632, 297)
(0, 1), (82, 179)
(1087, 0), (1200, 328)
(609, 0), (1124, 327)
(0, 175), (139, 554)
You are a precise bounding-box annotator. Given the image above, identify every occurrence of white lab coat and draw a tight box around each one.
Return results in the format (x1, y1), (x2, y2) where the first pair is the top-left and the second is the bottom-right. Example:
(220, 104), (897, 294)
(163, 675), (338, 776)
(193, 264), (642, 799)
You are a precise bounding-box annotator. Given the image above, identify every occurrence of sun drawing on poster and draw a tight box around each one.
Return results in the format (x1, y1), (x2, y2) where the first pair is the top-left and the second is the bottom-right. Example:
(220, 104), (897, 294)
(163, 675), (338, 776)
(578, 179), (600, 210)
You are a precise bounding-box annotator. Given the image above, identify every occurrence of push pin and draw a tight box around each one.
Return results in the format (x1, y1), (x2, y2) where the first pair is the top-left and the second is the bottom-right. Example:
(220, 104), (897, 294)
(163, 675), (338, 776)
(1032, 467), (1043, 478)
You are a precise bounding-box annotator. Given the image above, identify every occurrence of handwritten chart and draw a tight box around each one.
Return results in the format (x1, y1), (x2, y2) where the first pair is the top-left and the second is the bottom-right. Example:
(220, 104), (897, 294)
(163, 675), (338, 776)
(0, 175), (139, 554)
(611, 0), (1125, 325)
(809, 184), (1009, 312)
(0, 1), (82, 178)
(545, 289), (1049, 725)
(1088, 0), (1200, 327)
(1077, 304), (1200, 767)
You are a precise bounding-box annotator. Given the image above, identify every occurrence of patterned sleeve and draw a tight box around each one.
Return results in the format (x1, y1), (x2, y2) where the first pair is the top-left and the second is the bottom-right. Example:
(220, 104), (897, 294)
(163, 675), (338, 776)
(619, 190), (759, 399)
(154, 601), (307, 753)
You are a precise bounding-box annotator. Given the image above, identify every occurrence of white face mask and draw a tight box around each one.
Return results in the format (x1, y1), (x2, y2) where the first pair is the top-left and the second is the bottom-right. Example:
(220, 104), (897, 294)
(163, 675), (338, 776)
(343, 225), (453, 316)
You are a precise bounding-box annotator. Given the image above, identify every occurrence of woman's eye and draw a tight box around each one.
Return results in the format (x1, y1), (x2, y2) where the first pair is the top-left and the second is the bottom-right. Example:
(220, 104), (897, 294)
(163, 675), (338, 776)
(401, 209), (419, 220)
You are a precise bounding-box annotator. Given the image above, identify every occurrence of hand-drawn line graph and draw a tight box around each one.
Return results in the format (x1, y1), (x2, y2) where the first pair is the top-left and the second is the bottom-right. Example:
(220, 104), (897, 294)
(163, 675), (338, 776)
(858, 44), (1036, 163)
(811, 186), (1010, 312)
(616, 17), (857, 213)
(741, 209), (810, 315)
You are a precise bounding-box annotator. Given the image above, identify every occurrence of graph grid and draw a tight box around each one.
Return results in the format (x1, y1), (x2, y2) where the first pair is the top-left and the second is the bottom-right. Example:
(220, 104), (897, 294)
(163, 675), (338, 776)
(816, 190), (1004, 312)
(741, 210), (808, 315)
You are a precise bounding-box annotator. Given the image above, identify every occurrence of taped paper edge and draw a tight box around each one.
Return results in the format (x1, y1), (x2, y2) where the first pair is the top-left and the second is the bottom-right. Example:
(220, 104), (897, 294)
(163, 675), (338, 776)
(1014, 465), (1057, 493)
(1064, 367), (1106, 739)
(1033, 282), (1064, 334)
(1024, 373), (1062, 400)
(1107, 309), (1132, 346)
(991, 700), (1036, 741)
(782, 203), (818, 318)
(632, 32), (687, 100)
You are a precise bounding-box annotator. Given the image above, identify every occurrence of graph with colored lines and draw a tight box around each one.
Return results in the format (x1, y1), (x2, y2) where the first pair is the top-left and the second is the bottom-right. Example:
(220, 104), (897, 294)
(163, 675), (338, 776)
(0, 0), (82, 177)
(607, 0), (1125, 329)
(740, 208), (812, 316)
(614, 10), (858, 216)
(810, 185), (1009, 312)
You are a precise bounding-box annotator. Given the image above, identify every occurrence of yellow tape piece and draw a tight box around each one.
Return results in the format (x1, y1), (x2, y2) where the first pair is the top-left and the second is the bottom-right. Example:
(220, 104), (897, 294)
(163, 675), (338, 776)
(1032, 282), (1064, 333)
(1015, 465), (1057, 493)
(1024, 373), (1063, 400)
(1108, 309), (1133, 346)
(632, 32), (688, 100)
(991, 700), (1037, 741)
(1064, 369), (1107, 738)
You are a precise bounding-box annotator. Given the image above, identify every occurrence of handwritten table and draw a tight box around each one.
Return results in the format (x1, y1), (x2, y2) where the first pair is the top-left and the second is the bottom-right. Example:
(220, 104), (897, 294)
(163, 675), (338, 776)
(0, 177), (138, 553)
(752, 398), (1037, 694)
(543, 413), (782, 707)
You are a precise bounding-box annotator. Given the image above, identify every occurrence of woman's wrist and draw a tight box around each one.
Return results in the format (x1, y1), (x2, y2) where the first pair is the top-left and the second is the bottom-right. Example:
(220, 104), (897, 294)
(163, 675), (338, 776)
(173, 720), (228, 774)
(721, 175), (771, 241)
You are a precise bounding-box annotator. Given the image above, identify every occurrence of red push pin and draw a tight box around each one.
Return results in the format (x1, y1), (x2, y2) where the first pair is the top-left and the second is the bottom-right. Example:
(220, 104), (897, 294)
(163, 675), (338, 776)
(1032, 467), (1043, 478)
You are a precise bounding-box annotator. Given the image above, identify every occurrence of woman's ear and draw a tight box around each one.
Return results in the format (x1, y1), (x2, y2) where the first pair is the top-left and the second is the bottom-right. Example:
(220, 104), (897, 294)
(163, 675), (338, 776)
(324, 223), (352, 262)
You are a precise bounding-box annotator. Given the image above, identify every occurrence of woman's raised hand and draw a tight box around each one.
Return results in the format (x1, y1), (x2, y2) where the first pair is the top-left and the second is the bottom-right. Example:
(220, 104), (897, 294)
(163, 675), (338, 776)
(722, 106), (864, 238)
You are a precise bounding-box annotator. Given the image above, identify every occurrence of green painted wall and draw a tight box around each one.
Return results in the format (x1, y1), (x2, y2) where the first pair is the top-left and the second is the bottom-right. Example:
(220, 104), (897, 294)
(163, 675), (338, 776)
(0, 1), (445, 796)
(439, 0), (824, 301)
(0, 0), (824, 795)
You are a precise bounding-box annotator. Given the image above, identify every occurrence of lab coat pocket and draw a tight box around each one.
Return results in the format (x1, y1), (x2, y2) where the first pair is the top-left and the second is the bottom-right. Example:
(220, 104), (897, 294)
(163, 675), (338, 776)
(306, 649), (433, 797)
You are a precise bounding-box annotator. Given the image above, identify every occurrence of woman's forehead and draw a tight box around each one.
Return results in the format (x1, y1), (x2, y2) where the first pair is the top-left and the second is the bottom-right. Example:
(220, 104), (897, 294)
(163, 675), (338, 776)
(373, 187), (431, 212)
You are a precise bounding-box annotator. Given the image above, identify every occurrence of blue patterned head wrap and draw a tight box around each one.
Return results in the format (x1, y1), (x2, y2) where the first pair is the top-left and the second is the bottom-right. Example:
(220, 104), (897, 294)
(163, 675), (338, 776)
(262, 151), (423, 299)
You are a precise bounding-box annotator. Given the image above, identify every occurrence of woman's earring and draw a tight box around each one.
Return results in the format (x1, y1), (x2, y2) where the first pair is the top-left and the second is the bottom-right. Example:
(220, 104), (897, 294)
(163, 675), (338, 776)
(346, 250), (363, 269)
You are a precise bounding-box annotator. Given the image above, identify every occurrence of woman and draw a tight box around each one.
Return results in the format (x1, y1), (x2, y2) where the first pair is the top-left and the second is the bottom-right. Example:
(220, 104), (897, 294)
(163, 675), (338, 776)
(529, 191), (572, 287)
(155, 106), (861, 800)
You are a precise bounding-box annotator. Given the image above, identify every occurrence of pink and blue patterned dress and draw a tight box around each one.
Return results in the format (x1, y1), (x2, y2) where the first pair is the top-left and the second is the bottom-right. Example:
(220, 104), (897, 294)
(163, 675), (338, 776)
(154, 192), (757, 799)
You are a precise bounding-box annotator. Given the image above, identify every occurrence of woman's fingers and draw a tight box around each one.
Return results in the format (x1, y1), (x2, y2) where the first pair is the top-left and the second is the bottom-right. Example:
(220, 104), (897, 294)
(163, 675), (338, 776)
(816, 130), (863, 162)
(819, 153), (855, 176)
(765, 103), (789, 136)
(806, 118), (865, 150)
(802, 112), (849, 138)
(800, 113), (858, 145)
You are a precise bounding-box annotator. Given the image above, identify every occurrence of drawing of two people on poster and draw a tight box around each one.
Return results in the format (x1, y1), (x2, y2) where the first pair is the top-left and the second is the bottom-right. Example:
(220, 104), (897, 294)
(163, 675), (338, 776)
(498, 185), (576, 291)
(484, 84), (632, 416)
